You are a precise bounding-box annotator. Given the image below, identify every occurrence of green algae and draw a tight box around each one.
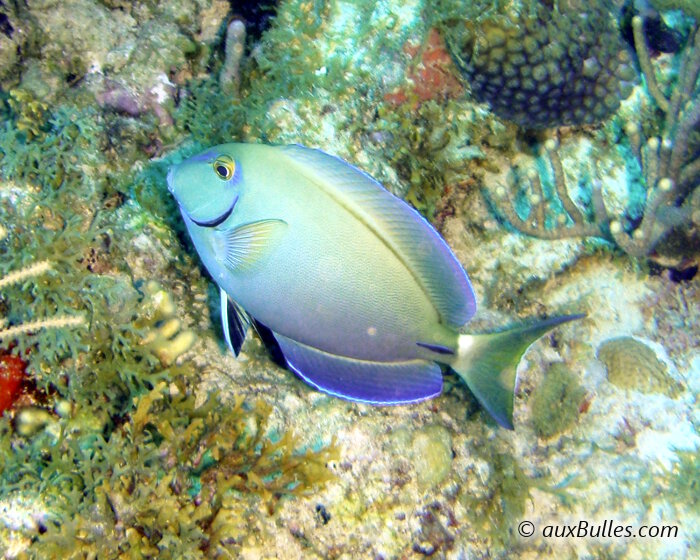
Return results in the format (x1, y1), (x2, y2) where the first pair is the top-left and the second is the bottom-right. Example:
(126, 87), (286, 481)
(0, 16), (339, 554)
(530, 362), (586, 439)
(173, 77), (247, 147)
(668, 449), (700, 510)
(0, 380), (338, 557)
(651, 0), (700, 19)
(372, 99), (483, 218)
(0, 179), (337, 556)
(0, 100), (120, 205)
(0, 251), (337, 556)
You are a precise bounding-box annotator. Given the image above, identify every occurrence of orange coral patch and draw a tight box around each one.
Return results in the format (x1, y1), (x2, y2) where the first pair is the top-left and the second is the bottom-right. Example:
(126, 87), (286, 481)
(384, 28), (464, 107)
(0, 352), (26, 413)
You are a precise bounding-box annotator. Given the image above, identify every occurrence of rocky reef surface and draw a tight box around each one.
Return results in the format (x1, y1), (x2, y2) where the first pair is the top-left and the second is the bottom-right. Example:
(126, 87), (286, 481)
(0, 0), (698, 558)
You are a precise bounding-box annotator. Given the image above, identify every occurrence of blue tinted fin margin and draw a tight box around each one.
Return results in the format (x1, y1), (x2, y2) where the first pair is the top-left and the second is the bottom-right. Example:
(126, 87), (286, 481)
(273, 333), (443, 404)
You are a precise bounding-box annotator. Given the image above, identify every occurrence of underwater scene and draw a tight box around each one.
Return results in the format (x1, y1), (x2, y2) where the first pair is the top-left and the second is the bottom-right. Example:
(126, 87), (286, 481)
(0, 0), (698, 558)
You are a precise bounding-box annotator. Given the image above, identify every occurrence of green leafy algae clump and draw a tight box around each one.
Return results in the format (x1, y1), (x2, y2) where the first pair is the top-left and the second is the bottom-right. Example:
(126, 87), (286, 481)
(374, 101), (466, 218)
(0, 91), (336, 556)
(6, 89), (49, 140)
(174, 77), (247, 147)
(370, 98), (486, 220)
(597, 337), (683, 397)
(530, 362), (586, 439)
(0, 381), (338, 558)
(651, 0), (700, 20)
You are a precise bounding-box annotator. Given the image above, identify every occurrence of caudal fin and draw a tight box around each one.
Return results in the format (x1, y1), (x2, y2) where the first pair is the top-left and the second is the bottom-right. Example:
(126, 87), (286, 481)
(451, 314), (584, 429)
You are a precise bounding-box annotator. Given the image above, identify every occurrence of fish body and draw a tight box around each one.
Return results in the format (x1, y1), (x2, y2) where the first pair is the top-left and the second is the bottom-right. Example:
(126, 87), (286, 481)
(168, 143), (580, 428)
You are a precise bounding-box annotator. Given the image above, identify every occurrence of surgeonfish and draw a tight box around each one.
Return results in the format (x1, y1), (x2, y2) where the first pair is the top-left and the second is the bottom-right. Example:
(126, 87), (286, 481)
(167, 143), (582, 429)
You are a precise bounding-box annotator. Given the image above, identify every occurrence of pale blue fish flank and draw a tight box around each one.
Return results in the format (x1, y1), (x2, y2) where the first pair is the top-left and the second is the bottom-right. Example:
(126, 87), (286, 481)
(167, 143), (582, 429)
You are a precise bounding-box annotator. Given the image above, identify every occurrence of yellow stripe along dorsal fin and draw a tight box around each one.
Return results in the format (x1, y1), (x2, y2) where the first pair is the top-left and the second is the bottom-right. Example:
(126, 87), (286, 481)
(280, 144), (476, 328)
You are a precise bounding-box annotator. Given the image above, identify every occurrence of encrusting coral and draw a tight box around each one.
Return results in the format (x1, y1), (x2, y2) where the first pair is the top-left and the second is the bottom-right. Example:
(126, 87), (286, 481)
(139, 280), (196, 366)
(6, 90), (49, 141)
(597, 336), (683, 397)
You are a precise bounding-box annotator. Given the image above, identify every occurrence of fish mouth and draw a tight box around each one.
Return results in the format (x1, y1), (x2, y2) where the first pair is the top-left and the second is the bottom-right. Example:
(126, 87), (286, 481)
(189, 195), (238, 228)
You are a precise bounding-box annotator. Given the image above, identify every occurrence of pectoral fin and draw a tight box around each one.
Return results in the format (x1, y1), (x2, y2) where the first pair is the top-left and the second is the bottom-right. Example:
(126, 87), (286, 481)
(216, 219), (287, 271)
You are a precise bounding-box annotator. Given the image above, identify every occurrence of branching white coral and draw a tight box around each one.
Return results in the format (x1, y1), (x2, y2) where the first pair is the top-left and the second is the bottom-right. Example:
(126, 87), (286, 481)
(0, 260), (85, 346)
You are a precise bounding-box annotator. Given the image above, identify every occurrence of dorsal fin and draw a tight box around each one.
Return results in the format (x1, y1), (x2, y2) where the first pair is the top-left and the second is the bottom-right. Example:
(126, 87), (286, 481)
(281, 144), (476, 327)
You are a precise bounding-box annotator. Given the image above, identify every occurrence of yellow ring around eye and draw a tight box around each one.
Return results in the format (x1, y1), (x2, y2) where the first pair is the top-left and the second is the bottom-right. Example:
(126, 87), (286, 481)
(213, 156), (235, 181)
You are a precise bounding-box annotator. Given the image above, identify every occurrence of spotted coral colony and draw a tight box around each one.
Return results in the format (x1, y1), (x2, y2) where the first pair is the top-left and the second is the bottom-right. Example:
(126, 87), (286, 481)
(436, 0), (636, 128)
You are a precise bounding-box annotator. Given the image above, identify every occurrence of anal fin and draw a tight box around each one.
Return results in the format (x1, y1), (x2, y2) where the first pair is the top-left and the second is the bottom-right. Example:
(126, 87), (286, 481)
(274, 333), (442, 404)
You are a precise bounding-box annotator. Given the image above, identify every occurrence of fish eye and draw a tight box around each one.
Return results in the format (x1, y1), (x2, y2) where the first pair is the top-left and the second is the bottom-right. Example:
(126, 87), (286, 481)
(213, 156), (235, 181)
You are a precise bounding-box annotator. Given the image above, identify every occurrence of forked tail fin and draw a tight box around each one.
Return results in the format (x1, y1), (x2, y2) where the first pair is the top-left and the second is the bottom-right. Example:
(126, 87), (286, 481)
(451, 314), (584, 429)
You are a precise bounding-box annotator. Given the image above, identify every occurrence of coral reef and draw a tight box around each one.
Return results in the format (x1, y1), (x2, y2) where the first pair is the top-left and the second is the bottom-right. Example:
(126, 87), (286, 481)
(0, 5), (341, 554)
(0, 379), (337, 557)
(433, 0), (636, 128)
(0, 179), (337, 557)
(0, 1), (698, 558)
(486, 13), (700, 261)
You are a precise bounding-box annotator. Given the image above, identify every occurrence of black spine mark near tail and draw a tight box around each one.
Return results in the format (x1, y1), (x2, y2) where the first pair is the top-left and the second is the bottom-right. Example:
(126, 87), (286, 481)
(416, 341), (455, 355)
